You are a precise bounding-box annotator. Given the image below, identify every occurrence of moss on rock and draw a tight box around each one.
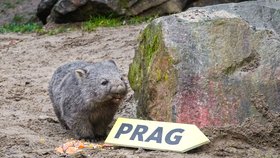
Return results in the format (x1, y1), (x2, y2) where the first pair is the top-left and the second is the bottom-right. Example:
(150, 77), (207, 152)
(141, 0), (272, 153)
(128, 21), (177, 120)
(128, 22), (162, 94)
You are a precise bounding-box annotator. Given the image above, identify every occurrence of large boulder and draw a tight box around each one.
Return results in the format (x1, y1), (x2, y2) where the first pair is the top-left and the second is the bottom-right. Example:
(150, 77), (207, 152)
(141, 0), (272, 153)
(188, 0), (250, 7)
(128, 0), (280, 127)
(37, 0), (189, 24)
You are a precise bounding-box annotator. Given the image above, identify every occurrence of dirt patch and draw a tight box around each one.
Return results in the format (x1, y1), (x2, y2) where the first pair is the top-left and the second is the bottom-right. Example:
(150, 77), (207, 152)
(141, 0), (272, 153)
(0, 25), (279, 157)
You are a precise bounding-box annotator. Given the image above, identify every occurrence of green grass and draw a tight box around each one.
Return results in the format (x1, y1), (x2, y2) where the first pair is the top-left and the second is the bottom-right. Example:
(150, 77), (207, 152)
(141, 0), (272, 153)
(0, 23), (42, 33)
(37, 27), (74, 35)
(82, 15), (156, 31)
(82, 16), (123, 31)
(0, 22), (76, 35)
(0, 15), (157, 34)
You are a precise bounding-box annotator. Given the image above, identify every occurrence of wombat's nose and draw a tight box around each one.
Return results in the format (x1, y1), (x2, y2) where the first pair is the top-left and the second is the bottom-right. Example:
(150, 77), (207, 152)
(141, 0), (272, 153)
(110, 84), (127, 94)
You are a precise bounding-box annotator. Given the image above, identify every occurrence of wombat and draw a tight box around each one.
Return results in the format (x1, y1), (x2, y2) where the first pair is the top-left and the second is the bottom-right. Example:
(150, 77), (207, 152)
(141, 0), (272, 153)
(48, 60), (127, 141)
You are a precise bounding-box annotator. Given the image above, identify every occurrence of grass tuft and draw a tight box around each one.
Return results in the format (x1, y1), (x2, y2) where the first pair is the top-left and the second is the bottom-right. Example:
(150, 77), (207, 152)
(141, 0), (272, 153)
(36, 27), (74, 35)
(0, 23), (42, 33)
(82, 15), (157, 32)
(82, 16), (123, 31)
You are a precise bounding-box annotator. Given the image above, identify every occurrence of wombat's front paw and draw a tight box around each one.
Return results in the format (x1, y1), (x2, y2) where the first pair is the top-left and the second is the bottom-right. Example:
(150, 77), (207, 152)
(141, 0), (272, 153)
(94, 134), (107, 142)
(79, 135), (106, 142)
(75, 132), (96, 142)
(80, 136), (97, 142)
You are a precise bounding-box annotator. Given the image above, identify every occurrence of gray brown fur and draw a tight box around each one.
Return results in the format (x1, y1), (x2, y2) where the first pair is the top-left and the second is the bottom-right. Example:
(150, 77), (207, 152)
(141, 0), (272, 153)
(48, 60), (127, 141)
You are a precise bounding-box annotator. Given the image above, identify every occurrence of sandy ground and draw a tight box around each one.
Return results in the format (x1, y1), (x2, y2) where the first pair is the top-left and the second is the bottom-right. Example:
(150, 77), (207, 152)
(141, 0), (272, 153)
(0, 25), (279, 158)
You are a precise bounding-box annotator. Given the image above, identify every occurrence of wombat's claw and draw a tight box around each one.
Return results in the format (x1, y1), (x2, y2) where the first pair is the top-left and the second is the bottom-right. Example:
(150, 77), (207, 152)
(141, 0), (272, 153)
(93, 135), (107, 142)
(80, 135), (105, 142)
(80, 136), (97, 142)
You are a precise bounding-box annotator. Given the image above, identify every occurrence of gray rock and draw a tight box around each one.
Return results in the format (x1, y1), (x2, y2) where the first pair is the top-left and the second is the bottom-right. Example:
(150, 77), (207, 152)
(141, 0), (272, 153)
(37, 0), (58, 24)
(37, 0), (189, 24)
(128, 0), (280, 127)
(188, 0), (250, 7)
(36, 0), (264, 24)
(126, 0), (188, 16)
(49, 60), (127, 140)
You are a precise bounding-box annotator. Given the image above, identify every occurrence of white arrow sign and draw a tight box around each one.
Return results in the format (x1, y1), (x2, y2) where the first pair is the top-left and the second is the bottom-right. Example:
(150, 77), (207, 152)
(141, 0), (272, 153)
(105, 118), (210, 152)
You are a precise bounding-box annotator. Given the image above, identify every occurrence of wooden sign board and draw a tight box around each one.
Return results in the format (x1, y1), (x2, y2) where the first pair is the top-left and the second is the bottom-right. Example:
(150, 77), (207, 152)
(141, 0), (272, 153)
(105, 118), (210, 152)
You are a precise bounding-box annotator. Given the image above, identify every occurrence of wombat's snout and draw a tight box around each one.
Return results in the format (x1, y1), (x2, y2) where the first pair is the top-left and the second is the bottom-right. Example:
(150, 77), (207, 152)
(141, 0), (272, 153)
(110, 82), (127, 104)
(110, 83), (127, 95)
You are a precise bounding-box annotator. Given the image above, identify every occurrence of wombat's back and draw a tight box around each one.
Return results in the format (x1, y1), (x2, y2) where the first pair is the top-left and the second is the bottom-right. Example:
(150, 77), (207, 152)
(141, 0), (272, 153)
(48, 61), (89, 127)
(49, 61), (88, 94)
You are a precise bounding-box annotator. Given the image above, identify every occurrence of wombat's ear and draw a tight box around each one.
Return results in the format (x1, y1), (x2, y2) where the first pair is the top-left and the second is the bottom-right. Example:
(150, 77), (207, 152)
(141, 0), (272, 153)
(107, 60), (116, 66)
(75, 69), (87, 79)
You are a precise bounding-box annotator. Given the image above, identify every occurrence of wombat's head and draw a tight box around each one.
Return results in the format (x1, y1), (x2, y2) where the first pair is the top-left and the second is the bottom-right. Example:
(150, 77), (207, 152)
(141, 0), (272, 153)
(75, 60), (127, 105)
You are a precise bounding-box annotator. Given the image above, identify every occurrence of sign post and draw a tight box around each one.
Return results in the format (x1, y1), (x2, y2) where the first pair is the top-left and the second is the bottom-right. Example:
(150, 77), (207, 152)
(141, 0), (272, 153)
(105, 118), (210, 152)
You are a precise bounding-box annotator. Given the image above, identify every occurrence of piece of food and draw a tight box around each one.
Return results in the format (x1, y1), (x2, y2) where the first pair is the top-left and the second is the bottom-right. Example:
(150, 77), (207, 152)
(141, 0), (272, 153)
(55, 140), (115, 155)
(55, 146), (64, 154)
(65, 147), (79, 154)
(74, 141), (85, 149)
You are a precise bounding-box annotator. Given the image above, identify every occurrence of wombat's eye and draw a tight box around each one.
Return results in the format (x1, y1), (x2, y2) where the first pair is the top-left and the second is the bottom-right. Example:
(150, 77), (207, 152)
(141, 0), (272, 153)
(101, 80), (109, 86)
